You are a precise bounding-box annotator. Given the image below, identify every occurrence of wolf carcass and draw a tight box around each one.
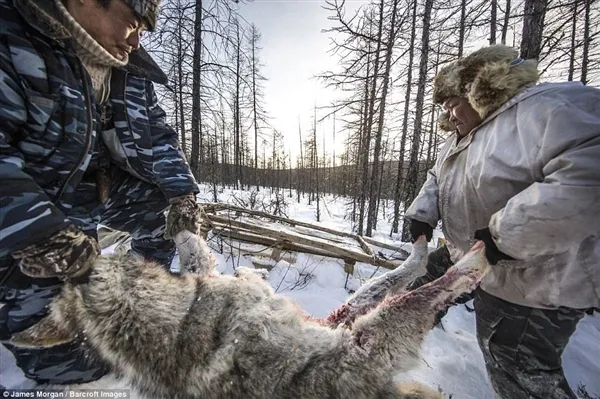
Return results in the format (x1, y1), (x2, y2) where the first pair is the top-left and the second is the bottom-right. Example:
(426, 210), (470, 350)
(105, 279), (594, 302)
(7, 230), (490, 399)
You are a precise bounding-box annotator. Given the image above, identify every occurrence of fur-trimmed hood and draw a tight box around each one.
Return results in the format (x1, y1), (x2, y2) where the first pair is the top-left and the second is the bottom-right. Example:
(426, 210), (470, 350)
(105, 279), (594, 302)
(434, 45), (540, 127)
(13, 0), (168, 85)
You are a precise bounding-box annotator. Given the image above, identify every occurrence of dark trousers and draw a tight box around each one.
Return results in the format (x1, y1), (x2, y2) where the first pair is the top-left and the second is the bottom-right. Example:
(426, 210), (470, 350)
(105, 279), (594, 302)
(0, 168), (173, 385)
(474, 288), (586, 399)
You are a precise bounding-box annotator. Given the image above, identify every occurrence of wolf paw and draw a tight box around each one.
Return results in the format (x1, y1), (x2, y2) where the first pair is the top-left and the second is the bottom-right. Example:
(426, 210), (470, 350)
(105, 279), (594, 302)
(451, 240), (489, 277)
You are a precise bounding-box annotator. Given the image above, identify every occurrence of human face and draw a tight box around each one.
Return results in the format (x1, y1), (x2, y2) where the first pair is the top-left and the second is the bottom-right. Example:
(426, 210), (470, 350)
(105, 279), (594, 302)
(66, 0), (147, 61)
(443, 97), (482, 137)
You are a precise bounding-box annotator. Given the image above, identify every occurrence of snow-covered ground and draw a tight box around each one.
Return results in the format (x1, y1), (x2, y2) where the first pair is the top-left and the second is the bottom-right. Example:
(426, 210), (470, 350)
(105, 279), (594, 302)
(1, 185), (599, 398)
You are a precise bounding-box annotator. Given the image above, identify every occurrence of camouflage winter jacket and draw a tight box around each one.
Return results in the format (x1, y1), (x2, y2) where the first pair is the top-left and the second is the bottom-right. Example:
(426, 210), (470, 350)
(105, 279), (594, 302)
(0, 0), (198, 257)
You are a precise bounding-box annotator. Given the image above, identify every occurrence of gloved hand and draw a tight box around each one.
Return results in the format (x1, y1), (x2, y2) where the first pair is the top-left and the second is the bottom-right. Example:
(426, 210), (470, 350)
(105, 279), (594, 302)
(164, 193), (200, 240)
(408, 219), (433, 243)
(12, 225), (100, 282)
(474, 227), (516, 265)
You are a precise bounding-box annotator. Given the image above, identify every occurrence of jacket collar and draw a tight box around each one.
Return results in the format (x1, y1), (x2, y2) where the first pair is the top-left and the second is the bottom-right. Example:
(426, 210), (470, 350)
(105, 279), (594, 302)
(13, 0), (168, 85)
(456, 81), (584, 144)
(446, 83), (545, 153)
(478, 82), (585, 129)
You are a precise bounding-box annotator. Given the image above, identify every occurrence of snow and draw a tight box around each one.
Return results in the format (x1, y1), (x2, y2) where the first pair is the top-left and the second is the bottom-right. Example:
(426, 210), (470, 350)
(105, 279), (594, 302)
(1, 185), (599, 398)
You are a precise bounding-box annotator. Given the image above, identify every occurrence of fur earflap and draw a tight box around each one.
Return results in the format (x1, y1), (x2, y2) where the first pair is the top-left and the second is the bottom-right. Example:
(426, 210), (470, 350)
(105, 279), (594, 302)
(468, 58), (539, 118)
(437, 111), (455, 132)
(433, 44), (539, 119)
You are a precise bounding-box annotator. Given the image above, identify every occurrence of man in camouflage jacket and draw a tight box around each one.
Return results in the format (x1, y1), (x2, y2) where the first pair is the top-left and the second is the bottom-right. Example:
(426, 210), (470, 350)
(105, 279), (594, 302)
(0, 0), (200, 385)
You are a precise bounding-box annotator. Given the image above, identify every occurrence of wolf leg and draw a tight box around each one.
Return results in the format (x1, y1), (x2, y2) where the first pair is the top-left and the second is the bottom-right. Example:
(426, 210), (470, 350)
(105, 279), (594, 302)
(234, 266), (269, 281)
(387, 381), (443, 399)
(346, 241), (489, 373)
(326, 236), (429, 327)
(172, 230), (217, 276)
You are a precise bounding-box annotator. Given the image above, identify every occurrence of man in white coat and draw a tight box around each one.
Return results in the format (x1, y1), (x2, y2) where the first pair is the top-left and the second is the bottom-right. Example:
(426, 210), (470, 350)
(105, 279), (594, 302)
(404, 44), (600, 399)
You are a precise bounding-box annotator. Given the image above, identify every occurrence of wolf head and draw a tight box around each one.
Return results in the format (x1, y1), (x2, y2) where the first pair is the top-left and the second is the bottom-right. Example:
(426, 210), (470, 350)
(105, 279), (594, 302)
(8, 229), (213, 350)
(8, 279), (87, 348)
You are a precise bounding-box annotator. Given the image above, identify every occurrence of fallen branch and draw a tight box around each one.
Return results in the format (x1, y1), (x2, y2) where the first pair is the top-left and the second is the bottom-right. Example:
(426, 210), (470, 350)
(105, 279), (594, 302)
(209, 215), (401, 269)
(200, 202), (410, 259)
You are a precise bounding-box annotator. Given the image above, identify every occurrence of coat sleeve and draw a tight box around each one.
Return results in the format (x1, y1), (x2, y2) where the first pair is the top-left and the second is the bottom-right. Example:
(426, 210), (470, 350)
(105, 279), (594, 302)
(490, 87), (600, 260)
(146, 81), (199, 199)
(404, 137), (454, 228)
(0, 43), (69, 257)
(404, 169), (440, 228)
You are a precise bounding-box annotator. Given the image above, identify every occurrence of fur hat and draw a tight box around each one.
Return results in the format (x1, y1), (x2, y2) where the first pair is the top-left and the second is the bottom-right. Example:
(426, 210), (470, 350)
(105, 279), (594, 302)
(122, 0), (161, 31)
(433, 44), (540, 122)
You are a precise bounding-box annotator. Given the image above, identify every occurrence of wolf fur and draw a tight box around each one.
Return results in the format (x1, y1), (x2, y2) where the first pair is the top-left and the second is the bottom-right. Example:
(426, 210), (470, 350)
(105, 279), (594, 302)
(7, 231), (490, 399)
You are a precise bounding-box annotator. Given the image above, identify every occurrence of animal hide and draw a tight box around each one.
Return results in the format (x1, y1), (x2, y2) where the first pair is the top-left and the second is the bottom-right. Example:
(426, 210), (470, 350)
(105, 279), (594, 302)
(9, 231), (490, 399)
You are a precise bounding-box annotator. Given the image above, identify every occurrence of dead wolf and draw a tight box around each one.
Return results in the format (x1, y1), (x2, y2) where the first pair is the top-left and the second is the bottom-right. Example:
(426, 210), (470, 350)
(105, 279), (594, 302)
(6, 230), (490, 399)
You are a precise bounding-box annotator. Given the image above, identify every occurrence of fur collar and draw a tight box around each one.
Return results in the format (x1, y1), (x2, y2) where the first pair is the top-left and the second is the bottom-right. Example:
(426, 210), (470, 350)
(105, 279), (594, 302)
(433, 45), (539, 120)
(437, 81), (579, 135)
(13, 0), (168, 85)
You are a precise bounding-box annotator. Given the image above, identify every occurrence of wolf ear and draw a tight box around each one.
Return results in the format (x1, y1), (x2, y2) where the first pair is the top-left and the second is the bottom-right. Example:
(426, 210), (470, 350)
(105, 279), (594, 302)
(10, 315), (76, 348)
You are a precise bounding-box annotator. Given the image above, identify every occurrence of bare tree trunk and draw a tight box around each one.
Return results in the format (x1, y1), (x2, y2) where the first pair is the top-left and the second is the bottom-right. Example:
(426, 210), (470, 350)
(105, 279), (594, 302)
(210, 128), (218, 202)
(426, 42), (441, 172)
(173, 84), (179, 151)
(262, 140), (266, 171)
(375, 138), (388, 225)
(220, 100), (226, 187)
(190, 0), (203, 178)
(367, 0), (401, 236)
(176, 7), (187, 155)
(402, 0), (433, 242)
(568, 1), (578, 81)
(314, 104), (320, 222)
(490, 0), (497, 44)
(332, 110), (336, 169)
(252, 29), (259, 191)
(581, 0), (590, 84)
(272, 129), (277, 193)
(354, 36), (372, 224)
(298, 119), (303, 202)
(234, 20), (242, 190)
(501, 0), (511, 44)
(520, 0), (548, 59)
(426, 108), (436, 171)
(342, 149), (349, 198)
(288, 151), (293, 198)
(391, 0), (417, 236)
(352, 100), (367, 225)
(458, 0), (467, 57)
(358, 2), (385, 235)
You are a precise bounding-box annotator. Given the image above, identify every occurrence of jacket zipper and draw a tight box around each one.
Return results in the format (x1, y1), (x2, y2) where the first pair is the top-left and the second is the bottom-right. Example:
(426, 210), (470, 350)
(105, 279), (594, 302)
(438, 146), (461, 248)
(55, 61), (94, 202)
(120, 72), (152, 184)
(121, 71), (135, 176)
(122, 71), (130, 128)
